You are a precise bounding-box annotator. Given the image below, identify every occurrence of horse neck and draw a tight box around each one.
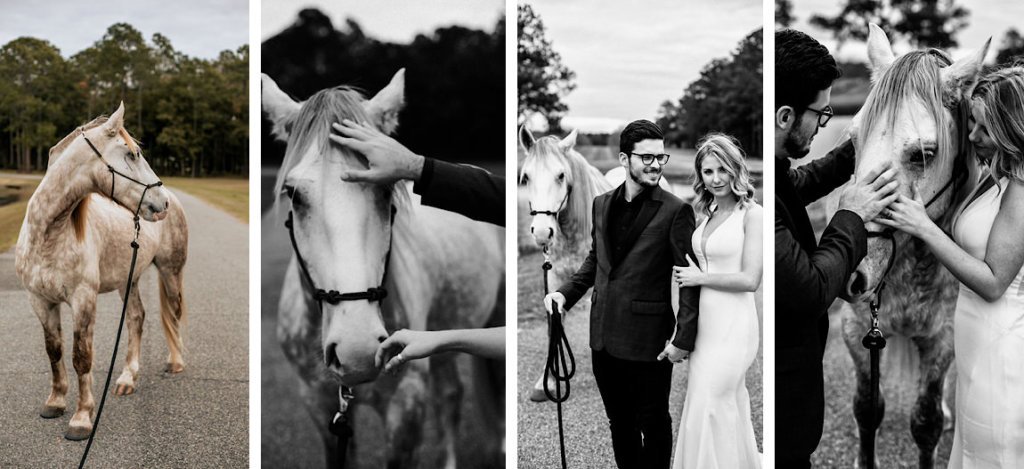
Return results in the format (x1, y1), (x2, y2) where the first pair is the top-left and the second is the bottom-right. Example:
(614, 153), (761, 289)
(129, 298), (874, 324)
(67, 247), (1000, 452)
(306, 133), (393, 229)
(23, 155), (97, 246)
(558, 149), (609, 247)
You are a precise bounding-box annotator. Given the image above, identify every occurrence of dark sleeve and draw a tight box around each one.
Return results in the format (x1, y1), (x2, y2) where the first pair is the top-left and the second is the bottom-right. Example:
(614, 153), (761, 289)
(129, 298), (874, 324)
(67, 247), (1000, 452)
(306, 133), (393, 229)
(413, 157), (505, 226)
(789, 138), (856, 204)
(775, 208), (868, 318)
(669, 203), (700, 351)
(556, 198), (598, 309)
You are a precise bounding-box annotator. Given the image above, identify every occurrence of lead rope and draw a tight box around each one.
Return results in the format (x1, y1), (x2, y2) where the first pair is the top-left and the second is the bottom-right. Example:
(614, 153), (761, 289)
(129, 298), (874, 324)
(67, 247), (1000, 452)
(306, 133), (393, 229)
(541, 247), (575, 469)
(78, 130), (162, 468)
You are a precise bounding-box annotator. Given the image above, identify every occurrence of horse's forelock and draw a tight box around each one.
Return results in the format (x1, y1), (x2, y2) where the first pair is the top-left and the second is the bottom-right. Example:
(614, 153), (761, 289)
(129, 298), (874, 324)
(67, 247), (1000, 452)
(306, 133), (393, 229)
(273, 87), (411, 214)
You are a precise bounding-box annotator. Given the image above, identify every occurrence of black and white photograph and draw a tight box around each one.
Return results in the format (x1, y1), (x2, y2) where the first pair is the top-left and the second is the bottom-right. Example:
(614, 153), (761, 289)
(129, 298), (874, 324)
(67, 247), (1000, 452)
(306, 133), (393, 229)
(260, 1), (506, 468)
(517, 1), (763, 467)
(775, 0), (1024, 467)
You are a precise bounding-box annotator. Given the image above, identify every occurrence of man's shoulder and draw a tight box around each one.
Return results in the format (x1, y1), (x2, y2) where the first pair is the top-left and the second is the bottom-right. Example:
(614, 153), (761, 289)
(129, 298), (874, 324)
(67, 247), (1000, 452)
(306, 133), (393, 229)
(652, 186), (685, 207)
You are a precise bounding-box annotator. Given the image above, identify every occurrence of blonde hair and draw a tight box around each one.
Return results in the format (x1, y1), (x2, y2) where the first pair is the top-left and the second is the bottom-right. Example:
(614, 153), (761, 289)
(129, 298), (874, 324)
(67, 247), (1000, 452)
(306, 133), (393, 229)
(972, 66), (1024, 183)
(691, 133), (755, 217)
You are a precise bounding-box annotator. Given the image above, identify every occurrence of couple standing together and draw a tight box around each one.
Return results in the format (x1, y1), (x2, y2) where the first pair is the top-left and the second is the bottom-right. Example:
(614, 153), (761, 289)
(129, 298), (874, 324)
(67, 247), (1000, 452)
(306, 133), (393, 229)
(776, 29), (1024, 467)
(543, 120), (763, 469)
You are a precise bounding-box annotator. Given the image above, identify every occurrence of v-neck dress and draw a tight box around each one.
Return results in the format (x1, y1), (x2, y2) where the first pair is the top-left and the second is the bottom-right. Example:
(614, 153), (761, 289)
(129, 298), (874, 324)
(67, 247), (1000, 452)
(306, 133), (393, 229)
(671, 204), (761, 468)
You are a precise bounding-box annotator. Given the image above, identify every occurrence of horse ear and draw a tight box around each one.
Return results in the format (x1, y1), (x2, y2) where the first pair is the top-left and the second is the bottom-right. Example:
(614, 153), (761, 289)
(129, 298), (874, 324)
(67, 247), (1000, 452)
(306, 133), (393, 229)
(867, 23), (896, 82)
(365, 69), (406, 135)
(104, 101), (126, 137)
(262, 74), (301, 141)
(519, 124), (536, 152)
(942, 37), (990, 100)
(559, 128), (578, 153)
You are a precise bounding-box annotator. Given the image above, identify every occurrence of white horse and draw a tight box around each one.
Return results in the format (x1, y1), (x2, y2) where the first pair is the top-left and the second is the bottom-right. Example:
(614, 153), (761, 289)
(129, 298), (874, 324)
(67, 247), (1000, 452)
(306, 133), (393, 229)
(517, 125), (672, 401)
(264, 70), (505, 468)
(837, 24), (987, 468)
(14, 102), (189, 440)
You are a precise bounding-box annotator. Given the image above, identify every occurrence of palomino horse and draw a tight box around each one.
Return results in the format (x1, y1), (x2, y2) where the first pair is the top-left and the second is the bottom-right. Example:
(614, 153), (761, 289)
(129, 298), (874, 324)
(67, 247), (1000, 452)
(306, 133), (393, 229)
(517, 125), (672, 400)
(14, 102), (189, 440)
(838, 24), (987, 468)
(263, 70), (505, 468)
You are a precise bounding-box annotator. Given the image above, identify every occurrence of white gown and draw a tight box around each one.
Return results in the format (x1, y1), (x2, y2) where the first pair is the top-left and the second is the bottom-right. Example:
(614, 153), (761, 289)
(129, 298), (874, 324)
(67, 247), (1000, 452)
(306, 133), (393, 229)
(949, 178), (1024, 468)
(671, 204), (761, 469)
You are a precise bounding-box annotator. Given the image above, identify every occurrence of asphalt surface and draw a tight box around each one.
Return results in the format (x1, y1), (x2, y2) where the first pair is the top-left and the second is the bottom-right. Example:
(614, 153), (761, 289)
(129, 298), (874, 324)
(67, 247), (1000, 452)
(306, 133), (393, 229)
(0, 188), (249, 468)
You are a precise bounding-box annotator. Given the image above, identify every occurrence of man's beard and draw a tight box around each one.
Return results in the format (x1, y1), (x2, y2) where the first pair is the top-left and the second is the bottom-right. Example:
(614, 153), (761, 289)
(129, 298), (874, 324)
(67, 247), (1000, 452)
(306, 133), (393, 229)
(782, 114), (813, 159)
(629, 164), (662, 187)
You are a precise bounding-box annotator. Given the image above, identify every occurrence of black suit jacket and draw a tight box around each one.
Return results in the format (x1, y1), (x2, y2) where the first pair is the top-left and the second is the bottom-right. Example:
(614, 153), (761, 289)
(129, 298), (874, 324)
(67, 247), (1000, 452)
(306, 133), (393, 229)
(556, 185), (700, 361)
(413, 157), (504, 227)
(775, 140), (867, 460)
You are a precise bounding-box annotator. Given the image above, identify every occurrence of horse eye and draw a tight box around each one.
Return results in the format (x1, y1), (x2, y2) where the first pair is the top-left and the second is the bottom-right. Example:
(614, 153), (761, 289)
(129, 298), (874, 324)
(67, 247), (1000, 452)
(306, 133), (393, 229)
(520, 174), (530, 185)
(557, 173), (565, 182)
(282, 184), (296, 199)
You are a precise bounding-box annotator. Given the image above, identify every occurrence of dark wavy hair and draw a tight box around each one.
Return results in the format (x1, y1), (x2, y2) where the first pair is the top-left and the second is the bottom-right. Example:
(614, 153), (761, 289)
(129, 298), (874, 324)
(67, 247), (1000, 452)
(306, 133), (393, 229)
(776, 29), (842, 113)
(619, 119), (664, 155)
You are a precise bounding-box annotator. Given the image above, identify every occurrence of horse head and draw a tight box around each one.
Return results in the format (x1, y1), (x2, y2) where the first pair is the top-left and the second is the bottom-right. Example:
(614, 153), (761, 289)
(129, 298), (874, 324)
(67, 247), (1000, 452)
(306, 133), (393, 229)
(519, 125), (580, 248)
(55, 102), (170, 222)
(264, 69), (407, 385)
(843, 24), (988, 300)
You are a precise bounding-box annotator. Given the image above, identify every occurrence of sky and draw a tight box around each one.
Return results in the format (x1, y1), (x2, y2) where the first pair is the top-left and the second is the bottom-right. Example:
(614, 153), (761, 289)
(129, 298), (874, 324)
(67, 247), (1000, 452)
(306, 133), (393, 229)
(0, 0), (248, 59)
(525, 0), (762, 133)
(788, 0), (1024, 63)
(261, 0), (505, 43)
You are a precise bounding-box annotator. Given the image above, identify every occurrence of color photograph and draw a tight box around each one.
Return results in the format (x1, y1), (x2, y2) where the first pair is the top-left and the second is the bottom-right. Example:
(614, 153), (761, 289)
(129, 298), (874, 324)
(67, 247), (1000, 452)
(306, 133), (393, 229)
(0, 0), (249, 467)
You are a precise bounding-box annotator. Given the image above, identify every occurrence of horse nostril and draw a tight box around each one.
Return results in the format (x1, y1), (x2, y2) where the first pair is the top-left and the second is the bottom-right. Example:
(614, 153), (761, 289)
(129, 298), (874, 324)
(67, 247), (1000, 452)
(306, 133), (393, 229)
(324, 343), (341, 369)
(164, 200), (169, 210)
(547, 227), (553, 239)
(850, 272), (867, 295)
(377, 334), (387, 344)
(530, 226), (535, 234)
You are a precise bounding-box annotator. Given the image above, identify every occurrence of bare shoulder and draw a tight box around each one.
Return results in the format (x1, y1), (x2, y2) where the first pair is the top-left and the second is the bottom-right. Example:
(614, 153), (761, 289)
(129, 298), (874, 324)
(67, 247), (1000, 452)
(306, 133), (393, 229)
(743, 201), (763, 226)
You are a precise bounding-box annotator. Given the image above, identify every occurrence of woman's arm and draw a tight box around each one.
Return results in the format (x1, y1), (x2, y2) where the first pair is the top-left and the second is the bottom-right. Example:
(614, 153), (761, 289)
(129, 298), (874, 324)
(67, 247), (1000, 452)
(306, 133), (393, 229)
(879, 180), (1024, 302)
(674, 204), (763, 292)
(375, 327), (506, 373)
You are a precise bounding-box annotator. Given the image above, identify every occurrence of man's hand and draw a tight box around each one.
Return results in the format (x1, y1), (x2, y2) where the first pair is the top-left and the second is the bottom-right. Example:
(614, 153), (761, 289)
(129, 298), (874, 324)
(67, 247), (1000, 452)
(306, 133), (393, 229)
(543, 292), (566, 316)
(374, 329), (442, 374)
(329, 119), (425, 184)
(656, 342), (689, 363)
(838, 160), (900, 222)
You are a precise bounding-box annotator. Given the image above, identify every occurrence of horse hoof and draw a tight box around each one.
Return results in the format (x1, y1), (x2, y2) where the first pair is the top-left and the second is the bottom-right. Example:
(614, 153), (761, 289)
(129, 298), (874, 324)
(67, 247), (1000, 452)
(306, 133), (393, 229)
(164, 363), (185, 374)
(64, 426), (92, 441)
(115, 383), (136, 396)
(40, 406), (65, 419)
(528, 387), (549, 402)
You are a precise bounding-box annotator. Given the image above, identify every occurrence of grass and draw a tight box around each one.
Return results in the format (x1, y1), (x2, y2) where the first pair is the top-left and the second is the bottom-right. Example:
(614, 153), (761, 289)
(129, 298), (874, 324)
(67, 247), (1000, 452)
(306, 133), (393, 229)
(163, 176), (249, 223)
(0, 176), (40, 252)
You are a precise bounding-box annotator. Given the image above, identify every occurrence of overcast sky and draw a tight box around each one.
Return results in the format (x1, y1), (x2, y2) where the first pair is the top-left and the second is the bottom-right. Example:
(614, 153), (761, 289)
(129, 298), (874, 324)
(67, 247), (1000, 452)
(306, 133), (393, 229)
(0, 0), (248, 59)
(261, 0), (505, 43)
(526, 0), (762, 132)
(788, 0), (1024, 63)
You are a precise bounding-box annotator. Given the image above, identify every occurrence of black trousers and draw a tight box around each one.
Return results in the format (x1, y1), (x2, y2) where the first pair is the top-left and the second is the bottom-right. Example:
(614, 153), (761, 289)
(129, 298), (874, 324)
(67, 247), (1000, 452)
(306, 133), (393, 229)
(591, 348), (674, 469)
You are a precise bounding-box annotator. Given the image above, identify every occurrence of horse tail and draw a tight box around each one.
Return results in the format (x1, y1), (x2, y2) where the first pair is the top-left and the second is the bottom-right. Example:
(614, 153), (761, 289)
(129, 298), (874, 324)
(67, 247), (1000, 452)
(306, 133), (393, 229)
(159, 267), (188, 364)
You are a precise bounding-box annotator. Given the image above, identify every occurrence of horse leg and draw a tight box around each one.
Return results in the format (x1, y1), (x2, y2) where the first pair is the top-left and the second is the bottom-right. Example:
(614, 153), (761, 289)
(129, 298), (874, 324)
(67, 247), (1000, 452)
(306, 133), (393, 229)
(842, 315), (885, 469)
(156, 263), (186, 373)
(31, 296), (68, 418)
(66, 290), (98, 441)
(114, 284), (144, 396)
(910, 336), (954, 469)
(430, 357), (461, 469)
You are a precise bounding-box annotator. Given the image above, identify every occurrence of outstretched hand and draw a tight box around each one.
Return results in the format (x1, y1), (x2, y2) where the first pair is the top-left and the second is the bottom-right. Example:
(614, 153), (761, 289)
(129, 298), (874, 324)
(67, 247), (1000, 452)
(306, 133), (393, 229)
(673, 254), (704, 287)
(329, 119), (424, 184)
(374, 329), (442, 374)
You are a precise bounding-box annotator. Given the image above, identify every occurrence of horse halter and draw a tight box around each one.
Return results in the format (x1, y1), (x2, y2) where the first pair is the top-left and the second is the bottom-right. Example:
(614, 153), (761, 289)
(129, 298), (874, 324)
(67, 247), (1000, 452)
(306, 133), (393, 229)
(80, 128), (163, 238)
(284, 206), (396, 305)
(528, 185), (572, 217)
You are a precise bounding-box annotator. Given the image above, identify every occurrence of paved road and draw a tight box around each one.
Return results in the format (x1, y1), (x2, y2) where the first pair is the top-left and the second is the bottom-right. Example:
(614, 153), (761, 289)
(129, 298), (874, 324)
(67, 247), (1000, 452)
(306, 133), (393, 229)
(0, 188), (249, 468)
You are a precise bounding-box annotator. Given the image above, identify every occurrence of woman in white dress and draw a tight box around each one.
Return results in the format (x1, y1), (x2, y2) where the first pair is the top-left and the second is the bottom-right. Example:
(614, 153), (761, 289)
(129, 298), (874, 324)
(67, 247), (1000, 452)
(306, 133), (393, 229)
(878, 67), (1024, 468)
(670, 133), (762, 469)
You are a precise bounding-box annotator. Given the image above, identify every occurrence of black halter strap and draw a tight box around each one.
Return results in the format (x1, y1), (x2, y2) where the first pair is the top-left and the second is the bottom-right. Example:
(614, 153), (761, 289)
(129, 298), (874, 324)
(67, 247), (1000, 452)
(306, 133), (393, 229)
(284, 206), (397, 305)
(80, 128), (163, 231)
(529, 185), (572, 217)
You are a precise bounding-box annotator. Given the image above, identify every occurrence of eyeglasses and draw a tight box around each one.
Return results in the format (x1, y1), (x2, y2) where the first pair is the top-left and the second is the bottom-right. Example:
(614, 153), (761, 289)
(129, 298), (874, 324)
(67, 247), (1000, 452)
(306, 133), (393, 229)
(630, 152), (671, 166)
(806, 105), (834, 128)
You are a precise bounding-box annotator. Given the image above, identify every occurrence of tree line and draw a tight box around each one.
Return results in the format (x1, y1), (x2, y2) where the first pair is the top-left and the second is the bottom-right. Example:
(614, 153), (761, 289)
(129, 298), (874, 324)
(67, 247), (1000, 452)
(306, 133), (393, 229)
(0, 23), (248, 176)
(261, 8), (505, 167)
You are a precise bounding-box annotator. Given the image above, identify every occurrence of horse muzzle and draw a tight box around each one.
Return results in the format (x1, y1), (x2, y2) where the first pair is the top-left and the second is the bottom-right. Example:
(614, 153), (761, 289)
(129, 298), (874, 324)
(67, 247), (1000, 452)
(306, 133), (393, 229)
(322, 304), (389, 385)
(842, 234), (894, 302)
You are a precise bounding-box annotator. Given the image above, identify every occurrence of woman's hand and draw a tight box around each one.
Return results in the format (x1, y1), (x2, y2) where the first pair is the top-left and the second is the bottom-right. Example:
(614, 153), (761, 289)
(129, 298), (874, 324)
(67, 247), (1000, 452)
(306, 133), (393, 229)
(875, 184), (939, 238)
(673, 254), (705, 287)
(375, 329), (443, 374)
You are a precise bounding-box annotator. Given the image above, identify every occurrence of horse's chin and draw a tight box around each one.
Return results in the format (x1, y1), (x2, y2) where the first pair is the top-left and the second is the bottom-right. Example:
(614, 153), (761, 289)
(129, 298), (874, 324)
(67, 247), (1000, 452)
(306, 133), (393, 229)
(336, 367), (381, 387)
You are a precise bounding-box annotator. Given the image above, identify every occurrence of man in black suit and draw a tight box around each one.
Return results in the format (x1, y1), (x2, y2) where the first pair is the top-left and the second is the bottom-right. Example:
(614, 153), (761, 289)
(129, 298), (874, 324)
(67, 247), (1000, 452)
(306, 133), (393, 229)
(774, 29), (900, 467)
(544, 120), (699, 469)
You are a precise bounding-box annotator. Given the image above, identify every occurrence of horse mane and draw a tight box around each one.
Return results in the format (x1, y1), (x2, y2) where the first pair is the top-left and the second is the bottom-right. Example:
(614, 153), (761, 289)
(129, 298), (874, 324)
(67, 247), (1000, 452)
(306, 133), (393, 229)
(71, 195), (90, 242)
(859, 50), (976, 228)
(272, 86), (411, 213)
(49, 116), (142, 166)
